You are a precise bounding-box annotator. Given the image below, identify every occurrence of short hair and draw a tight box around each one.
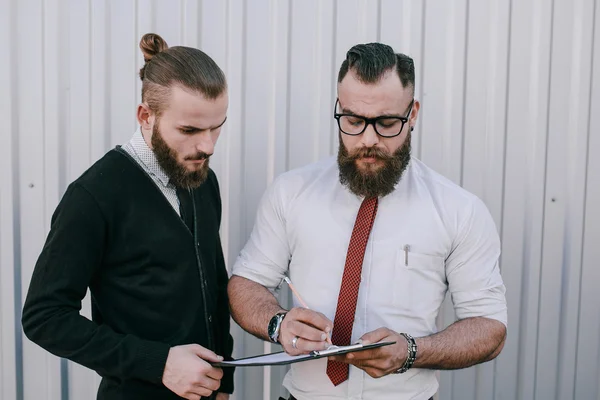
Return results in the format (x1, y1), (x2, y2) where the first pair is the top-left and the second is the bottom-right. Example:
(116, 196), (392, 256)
(337, 43), (415, 93)
(138, 33), (227, 115)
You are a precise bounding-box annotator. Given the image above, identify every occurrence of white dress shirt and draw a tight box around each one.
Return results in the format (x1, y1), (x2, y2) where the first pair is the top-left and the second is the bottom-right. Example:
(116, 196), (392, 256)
(121, 128), (181, 215)
(232, 156), (507, 400)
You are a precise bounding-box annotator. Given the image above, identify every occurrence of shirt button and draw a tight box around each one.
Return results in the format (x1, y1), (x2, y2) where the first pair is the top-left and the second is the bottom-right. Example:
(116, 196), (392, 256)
(208, 315), (213, 323)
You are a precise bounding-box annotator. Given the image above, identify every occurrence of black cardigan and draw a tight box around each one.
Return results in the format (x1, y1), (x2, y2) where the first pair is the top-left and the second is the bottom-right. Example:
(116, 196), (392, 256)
(22, 148), (234, 399)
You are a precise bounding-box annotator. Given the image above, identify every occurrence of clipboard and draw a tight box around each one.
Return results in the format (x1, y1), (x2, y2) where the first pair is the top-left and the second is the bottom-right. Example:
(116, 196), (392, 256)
(213, 341), (395, 367)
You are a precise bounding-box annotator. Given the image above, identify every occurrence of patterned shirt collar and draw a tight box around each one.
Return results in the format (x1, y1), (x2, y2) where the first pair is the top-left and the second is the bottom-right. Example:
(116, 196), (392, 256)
(128, 127), (171, 187)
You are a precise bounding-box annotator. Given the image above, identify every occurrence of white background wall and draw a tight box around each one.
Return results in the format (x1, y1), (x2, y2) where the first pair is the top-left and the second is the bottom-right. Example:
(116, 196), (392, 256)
(1, 0), (599, 399)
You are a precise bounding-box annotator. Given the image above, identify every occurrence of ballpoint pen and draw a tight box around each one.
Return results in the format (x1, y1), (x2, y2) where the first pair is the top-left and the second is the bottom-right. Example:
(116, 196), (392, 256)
(283, 276), (310, 309)
(283, 276), (332, 344)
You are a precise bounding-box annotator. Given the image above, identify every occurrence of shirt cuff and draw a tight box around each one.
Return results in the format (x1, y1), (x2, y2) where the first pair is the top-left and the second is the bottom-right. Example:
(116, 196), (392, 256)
(452, 285), (508, 327)
(231, 263), (283, 291)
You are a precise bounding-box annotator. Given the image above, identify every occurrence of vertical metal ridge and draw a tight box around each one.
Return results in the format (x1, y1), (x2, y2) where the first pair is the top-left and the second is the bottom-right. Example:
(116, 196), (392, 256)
(220, 0), (230, 255)
(88, 0), (93, 187)
(376, 0), (382, 42)
(58, 0), (71, 392)
(499, 0), (514, 274)
(556, 1), (592, 398)
(134, 0), (141, 130)
(240, 0), (248, 236)
(329, 0), (337, 156)
(459, 0), (469, 188)
(150, 0), (156, 32)
(284, 1), (293, 171)
(495, 0), (513, 398)
(198, 0), (203, 46)
(417, 0), (426, 160)
(180, 0), (185, 44)
(265, 0), (278, 184)
(573, 0), (597, 397)
(58, 0), (67, 196)
(41, 0), (47, 224)
(534, 0), (556, 397)
(10, 0), (23, 398)
(103, 0), (111, 152)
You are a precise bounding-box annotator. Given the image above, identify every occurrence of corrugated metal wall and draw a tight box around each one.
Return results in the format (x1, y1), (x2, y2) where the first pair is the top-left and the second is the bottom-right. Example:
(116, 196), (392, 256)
(1, 0), (599, 399)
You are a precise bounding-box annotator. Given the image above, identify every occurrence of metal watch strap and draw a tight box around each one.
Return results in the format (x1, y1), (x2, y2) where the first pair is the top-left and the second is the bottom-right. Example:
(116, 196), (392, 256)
(395, 332), (417, 374)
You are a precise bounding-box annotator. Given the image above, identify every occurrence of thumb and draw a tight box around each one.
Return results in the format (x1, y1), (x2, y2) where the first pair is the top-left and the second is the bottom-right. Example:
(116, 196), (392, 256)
(190, 344), (224, 362)
(359, 327), (389, 345)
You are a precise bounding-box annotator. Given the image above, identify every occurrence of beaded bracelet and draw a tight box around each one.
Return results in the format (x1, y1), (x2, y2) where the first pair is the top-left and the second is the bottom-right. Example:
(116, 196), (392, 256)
(394, 332), (417, 374)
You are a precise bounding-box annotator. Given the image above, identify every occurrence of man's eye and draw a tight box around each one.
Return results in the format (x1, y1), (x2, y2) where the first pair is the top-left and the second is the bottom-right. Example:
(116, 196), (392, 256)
(181, 128), (198, 134)
(377, 119), (401, 128)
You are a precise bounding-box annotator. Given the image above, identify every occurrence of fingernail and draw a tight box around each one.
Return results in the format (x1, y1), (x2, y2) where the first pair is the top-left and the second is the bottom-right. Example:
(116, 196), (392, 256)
(325, 326), (331, 333)
(356, 339), (363, 344)
(321, 333), (327, 341)
(218, 356), (224, 360)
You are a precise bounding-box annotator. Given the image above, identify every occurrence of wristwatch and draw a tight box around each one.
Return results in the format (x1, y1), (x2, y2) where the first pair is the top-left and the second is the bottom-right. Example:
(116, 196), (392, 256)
(267, 311), (287, 343)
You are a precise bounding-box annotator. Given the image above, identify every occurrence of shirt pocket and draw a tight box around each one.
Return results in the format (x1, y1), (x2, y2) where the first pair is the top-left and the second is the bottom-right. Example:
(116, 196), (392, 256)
(393, 247), (447, 312)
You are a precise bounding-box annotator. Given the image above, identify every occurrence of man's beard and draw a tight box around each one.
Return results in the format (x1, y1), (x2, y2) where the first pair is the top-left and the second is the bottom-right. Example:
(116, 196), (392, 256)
(151, 124), (210, 189)
(337, 132), (411, 198)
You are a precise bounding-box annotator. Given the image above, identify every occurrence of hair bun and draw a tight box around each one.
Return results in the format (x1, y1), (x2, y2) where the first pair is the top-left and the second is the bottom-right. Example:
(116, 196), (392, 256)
(139, 33), (169, 62)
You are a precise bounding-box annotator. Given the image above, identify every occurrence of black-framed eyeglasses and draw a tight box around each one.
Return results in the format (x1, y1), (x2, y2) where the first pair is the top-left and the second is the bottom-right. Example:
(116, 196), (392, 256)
(333, 98), (414, 138)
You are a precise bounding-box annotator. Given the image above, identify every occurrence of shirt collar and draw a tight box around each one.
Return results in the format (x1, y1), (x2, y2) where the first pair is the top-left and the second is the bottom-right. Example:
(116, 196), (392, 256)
(128, 127), (172, 187)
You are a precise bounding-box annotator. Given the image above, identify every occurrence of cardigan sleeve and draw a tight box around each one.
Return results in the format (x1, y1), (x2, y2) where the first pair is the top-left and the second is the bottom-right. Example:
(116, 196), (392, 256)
(21, 183), (171, 384)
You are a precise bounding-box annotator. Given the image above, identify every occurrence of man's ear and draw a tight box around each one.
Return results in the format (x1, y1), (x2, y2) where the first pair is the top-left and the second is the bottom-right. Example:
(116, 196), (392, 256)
(136, 103), (154, 130)
(410, 100), (420, 126)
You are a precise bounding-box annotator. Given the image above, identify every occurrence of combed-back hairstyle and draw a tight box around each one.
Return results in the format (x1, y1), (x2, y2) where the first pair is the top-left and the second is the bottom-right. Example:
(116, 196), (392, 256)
(138, 33), (227, 115)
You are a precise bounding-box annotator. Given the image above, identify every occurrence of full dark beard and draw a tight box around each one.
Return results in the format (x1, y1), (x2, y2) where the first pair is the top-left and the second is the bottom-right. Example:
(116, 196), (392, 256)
(338, 132), (411, 198)
(151, 124), (210, 189)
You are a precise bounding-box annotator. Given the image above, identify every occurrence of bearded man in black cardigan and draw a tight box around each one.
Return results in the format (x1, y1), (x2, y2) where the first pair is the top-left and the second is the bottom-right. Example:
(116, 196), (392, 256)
(22, 32), (234, 400)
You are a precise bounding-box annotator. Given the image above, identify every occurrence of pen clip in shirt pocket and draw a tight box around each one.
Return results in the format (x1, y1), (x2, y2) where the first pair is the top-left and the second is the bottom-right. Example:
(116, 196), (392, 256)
(394, 245), (447, 312)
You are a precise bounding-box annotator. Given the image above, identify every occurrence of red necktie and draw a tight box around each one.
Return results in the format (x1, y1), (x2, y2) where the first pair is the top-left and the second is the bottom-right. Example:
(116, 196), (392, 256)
(326, 197), (378, 386)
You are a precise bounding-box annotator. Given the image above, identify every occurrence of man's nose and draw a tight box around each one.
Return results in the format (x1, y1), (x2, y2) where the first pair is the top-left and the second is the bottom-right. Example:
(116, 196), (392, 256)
(360, 123), (380, 147)
(194, 132), (215, 155)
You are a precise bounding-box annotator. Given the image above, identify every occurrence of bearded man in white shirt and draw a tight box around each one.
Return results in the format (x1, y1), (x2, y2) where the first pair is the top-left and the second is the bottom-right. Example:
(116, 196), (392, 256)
(227, 43), (507, 400)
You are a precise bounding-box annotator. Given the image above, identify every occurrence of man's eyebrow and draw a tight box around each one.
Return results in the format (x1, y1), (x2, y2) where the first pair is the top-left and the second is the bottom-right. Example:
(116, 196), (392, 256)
(178, 125), (201, 130)
(178, 117), (228, 131)
(340, 107), (402, 119)
(340, 106), (359, 115)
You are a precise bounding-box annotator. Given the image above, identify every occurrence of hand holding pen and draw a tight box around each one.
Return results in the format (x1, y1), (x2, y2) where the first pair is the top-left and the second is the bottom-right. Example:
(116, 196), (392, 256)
(281, 276), (333, 349)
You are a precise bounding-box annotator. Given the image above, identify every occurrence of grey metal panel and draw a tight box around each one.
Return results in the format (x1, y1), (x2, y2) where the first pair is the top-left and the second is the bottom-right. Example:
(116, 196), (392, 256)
(495, 1), (552, 399)
(2, 1), (600, 400)
(15, 0), (63, 398)
(575, 1), (600, 398)
(461, 1), (512, 399)
(536, 1), (596, 399)
(420, 1), (468, 398)
(0, 0), (18, 398)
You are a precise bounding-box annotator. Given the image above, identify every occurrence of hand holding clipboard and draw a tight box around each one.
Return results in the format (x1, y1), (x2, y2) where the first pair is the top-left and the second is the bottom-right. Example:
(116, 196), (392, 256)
(212, 341), (396, 367)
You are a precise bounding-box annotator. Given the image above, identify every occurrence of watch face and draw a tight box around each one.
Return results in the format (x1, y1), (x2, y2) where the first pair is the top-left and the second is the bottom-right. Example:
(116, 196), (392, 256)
(268, 315), (278, 339)
(268, 312), (285, 342)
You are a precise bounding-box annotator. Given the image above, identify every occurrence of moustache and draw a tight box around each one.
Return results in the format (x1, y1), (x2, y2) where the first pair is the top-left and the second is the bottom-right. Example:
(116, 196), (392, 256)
(349, 147), (392, 160)
(185, 152), (212, 161)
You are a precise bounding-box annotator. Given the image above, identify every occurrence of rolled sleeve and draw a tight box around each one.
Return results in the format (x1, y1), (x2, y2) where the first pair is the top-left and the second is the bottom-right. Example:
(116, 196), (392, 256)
(446, 197), (508, 327)
(232, 178), (291, 290)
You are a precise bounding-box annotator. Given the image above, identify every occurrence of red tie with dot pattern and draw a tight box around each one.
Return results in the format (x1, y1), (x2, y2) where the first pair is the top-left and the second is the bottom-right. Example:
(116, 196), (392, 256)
(326, 196), (379, 386)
